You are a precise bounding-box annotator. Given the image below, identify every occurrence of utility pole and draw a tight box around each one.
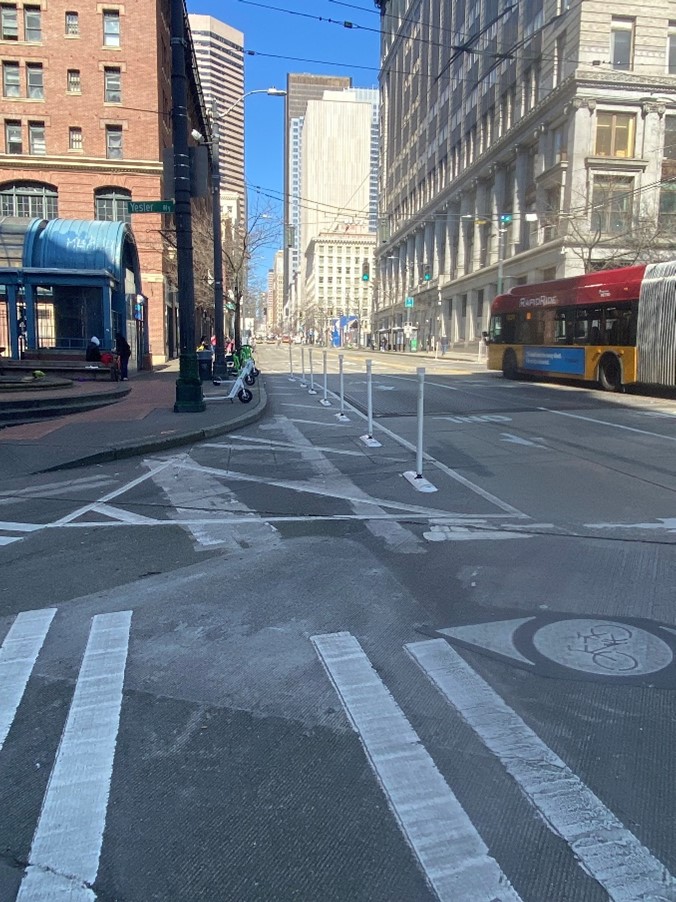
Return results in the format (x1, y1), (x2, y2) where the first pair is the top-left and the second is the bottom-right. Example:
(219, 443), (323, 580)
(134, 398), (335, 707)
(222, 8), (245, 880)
(210, 100), (226, 377)
(171, 0), (204, 411)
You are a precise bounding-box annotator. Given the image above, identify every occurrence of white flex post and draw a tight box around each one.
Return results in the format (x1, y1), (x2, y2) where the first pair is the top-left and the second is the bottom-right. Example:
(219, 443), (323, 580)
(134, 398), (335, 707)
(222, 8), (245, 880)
(336, 353), (349, 421)
(403, 367), (437, 492)
(360, 359), (381, 447)
(288, 343), (295, 381)
(320, 350), (331, 406)
(300, 347), (307, 387)
(308, 348), (317, 394)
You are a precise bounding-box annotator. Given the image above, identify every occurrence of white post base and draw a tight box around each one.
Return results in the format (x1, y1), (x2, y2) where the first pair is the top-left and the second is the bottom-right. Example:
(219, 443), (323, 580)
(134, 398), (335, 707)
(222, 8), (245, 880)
(319, 398), (332, 407)
(402, 470), (438, 492)
(360, 434), (382, 448)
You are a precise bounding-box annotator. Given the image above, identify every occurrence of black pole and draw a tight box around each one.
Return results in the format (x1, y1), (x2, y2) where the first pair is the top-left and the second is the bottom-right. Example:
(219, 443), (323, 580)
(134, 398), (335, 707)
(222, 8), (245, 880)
(171, 0), (205, 412)
(211, 101), (227, 377)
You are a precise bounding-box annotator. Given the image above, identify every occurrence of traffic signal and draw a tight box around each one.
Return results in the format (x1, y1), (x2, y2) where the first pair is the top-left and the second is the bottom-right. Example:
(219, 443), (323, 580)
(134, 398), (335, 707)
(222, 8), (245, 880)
(499, 213), (513, 224)
(423, 264), (431, 281)
(361, 259), (370, 281)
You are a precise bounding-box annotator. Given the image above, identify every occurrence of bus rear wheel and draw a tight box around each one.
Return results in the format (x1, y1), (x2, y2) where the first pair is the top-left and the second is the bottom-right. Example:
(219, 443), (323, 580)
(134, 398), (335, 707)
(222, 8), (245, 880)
(599, 354), (622, 392)
(502, 349), (518, 380)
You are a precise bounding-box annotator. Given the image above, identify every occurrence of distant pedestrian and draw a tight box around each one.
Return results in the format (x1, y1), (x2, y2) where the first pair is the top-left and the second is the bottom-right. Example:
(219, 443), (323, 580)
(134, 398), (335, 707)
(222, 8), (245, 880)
(85, 336), (101, 362)
(441, 337), (448, 357)
(115, 332), (131, 380)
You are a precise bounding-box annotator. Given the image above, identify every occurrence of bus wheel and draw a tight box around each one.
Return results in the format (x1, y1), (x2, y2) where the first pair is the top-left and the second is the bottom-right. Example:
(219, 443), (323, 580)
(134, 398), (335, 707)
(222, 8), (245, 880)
(502, 349), (518, 380)
(599, 354), (622, 392)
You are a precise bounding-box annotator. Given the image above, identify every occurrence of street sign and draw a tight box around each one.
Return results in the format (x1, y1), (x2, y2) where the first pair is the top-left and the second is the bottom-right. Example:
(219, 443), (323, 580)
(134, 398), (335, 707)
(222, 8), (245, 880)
(127, 200), (175, 214)
(405, 297), (414, 308)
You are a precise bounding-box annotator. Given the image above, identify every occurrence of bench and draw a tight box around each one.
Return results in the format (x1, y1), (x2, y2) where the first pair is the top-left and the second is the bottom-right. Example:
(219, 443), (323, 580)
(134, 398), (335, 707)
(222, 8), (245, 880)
(20, 348), (119, 380)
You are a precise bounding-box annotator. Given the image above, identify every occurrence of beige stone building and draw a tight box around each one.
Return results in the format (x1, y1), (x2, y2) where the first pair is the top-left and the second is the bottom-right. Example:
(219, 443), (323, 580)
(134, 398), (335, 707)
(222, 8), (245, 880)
(375, 0), (676, 351)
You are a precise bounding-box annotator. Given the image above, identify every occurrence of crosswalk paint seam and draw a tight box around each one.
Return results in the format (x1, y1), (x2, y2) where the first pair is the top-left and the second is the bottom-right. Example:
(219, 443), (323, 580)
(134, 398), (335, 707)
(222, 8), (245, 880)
(17, 610), (132, 902)
(311, 631), (523, 902)
(406, 638), (676, 902)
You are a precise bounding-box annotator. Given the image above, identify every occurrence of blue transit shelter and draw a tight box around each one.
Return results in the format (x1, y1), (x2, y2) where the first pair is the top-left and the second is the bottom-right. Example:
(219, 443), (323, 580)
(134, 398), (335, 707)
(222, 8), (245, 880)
(0, 216), (143, 359)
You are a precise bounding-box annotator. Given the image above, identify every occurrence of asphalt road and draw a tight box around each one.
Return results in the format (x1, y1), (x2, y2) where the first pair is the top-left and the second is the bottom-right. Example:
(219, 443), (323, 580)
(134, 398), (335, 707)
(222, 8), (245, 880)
(1, 345), (676, 902)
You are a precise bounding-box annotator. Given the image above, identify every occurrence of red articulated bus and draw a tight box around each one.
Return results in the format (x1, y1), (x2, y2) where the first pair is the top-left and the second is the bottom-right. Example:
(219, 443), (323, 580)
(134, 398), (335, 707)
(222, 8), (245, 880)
(486, 260), (676, 391)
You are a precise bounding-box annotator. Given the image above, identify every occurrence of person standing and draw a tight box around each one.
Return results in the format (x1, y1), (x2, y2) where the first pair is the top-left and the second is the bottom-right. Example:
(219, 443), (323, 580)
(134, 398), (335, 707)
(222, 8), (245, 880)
(115, 332), (132, 380)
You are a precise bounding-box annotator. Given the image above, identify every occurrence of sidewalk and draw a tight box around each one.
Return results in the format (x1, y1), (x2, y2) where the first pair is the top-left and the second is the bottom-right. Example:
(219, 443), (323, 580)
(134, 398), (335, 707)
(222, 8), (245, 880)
(0, 360), (266, 479)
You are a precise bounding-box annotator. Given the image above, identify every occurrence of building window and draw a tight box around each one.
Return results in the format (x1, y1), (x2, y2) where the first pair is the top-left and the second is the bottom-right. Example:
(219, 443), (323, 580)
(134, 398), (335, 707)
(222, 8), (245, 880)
(611, 18), (634, 70)
(3, 61), (20, 97)
(69, 126), (82, 150)
(668, 22), (676, 75)
(103, 10), (120, 47)
(1, 4), (18, 40)
(105, 125), (122, 159)
(594, 112), (635, 158)
(65, 11), (79, 35)
(28, 121), (44, 154)
(591, 176), (633, 235)
(94, 187), (131, 222)
(104, 67), (121, 103)
(24, 6), (40, 41)
(67, 69), (81, 93)
(0, 182), (58, 218)
(26, 63), (43, 100)
(4, 120), (21, 154)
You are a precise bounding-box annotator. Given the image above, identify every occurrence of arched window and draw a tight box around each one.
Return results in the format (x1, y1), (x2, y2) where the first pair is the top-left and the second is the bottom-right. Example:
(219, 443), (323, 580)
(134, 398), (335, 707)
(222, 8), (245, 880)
(94, 187), (131, 224)
(0, 181), (58, 218)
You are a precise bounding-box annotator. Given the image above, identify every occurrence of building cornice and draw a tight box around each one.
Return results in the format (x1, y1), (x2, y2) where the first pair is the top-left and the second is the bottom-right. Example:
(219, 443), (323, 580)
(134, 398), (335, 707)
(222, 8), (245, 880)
(0, 155), (163, 176)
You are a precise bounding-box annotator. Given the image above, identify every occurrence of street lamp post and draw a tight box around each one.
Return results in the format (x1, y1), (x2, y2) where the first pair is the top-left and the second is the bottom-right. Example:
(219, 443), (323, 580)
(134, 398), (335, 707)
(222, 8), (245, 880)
(210, 87), (285, 366)
(171, 0), (205, 412)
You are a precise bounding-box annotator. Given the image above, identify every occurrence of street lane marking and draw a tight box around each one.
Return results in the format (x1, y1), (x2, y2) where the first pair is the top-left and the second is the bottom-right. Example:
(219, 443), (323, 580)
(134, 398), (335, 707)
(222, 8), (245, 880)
(539, 407), (676, 442)
(17, 611), (132, 902)
(315, 387), (527, 517)
(0, 608), (56, 751)
(407, 639), (676, 902)
(312, 632), (522, 902)
(205, 437), (364, 457)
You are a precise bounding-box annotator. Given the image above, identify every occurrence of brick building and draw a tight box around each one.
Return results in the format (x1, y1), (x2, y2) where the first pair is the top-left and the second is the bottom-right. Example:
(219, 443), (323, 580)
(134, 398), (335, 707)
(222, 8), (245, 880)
(0, 0), (211, 364)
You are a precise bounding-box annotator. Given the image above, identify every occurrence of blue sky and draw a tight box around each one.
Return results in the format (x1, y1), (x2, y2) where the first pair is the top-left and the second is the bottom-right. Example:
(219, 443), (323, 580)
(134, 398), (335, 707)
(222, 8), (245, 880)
(187, 0), (380, 282)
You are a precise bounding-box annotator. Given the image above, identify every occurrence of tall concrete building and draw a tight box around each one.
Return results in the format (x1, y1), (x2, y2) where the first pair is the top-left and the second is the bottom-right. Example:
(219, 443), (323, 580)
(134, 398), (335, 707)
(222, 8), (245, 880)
(375, 0), (676, 352)
(283, 74), (352, 327)
(298, 89), (378, 343)
(189, 14), (245, 221)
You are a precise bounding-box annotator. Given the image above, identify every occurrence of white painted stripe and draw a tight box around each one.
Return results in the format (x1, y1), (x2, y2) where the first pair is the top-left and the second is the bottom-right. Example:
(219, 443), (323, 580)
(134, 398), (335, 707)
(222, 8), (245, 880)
(205, 437), (364, 457)
(0, 608), (56, 751)
(50, 459), (174, 527)
(539, 407), (676, 442)
(288, 417), (345, 428)
(17, 611), (132, 902)
(407, 639), (676, 902)
(316, 387), (527, 517)
(0, 536), (23, 545)
(312, 632), (522, 902)
(0, 521), (43, 532)
(0, 475), (114, 500)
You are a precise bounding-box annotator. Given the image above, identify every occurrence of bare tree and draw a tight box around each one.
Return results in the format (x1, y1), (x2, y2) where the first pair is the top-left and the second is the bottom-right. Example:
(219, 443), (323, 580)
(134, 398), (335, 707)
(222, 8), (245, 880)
(559, 176), (674, 273)
(222, 200), (281, 349)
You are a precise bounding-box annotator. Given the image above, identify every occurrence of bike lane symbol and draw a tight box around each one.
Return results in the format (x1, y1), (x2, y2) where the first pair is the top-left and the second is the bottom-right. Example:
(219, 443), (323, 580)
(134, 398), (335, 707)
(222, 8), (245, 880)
(433, 615), (676, 686)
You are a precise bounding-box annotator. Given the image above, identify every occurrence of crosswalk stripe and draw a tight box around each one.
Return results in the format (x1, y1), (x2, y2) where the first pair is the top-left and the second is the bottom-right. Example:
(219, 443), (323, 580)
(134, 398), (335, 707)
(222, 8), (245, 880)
(407, 639), (676, 902)
(17, 610), (132, 902)
(312, 631), (522, 902)
(0, 608), (56, 752)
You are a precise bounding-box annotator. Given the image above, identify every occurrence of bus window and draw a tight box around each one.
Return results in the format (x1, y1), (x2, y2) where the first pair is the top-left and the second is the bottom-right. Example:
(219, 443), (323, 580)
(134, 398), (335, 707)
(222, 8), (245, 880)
(517, 311), (533, 344)
(604, 303), (636, 346)
(574, 308), (589, 343)
(555, 309), (576, 343)
(489, 315), (503, 342)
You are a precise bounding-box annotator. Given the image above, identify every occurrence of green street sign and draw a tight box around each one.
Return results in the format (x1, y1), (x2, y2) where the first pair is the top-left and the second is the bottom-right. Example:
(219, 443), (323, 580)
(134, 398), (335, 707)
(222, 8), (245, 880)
(405, 297), (414, 308)
(128, 200), (175, 214)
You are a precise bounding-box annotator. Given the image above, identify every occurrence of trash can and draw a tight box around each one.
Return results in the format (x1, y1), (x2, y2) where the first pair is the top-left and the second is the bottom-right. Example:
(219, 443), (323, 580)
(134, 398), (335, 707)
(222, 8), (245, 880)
(197, 350), (212, 382)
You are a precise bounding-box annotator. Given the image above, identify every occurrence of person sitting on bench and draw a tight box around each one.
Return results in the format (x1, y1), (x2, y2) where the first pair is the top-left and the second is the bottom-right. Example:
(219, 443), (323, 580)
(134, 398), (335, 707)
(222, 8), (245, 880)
(85, 336), (102, 362)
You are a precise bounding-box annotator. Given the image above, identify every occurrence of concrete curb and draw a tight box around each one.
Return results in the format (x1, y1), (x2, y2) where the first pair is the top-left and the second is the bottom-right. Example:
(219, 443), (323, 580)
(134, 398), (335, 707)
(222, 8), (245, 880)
(39, 381), (268, 473)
